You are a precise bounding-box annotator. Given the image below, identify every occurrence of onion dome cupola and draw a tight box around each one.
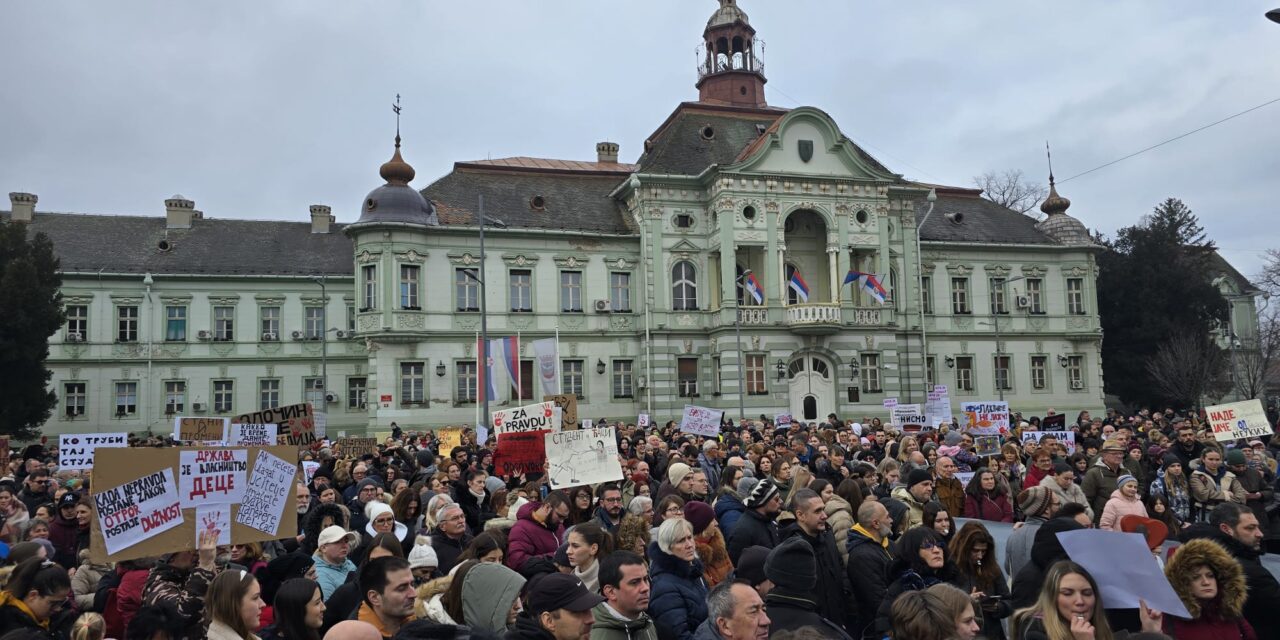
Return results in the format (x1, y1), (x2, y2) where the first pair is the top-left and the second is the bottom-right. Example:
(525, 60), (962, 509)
(1035, 173), (1093, 246)
(351, 133), (438, 228)
(696, 0), (767, 107)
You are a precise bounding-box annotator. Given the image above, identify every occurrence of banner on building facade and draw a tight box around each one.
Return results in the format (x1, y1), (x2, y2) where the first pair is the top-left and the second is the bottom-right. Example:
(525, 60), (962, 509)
(533, 338), (560, 396)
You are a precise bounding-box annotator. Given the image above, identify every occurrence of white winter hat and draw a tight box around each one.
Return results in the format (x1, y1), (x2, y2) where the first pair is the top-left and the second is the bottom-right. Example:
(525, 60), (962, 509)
(408, 536), (438, 569)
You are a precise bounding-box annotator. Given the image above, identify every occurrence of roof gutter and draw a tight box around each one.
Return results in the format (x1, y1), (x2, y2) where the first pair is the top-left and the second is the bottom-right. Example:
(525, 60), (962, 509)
(62, 271), (355, 280)
(920, 240), (1102, 252)
(609, 166), (717, 199)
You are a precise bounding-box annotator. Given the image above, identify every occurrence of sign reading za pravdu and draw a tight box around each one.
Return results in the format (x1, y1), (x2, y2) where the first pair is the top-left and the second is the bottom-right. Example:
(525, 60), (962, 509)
(492, 401), (560, 436)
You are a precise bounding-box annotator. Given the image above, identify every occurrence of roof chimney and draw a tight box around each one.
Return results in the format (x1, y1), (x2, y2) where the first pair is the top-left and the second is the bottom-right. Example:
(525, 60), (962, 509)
(165, 195), (196, 229)
(596, 142), (620, 164)
(8, 192), (36, 223)
(310, 204), (334, 234)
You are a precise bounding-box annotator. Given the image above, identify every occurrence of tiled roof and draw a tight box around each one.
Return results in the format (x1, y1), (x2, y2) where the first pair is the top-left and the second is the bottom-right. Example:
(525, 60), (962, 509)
(915, 192), (1057, 245)
(1207, 250), (1260, 293)
(2, 212), (354, 276)
(421, 167), (636, 235)
(636, 103), (786, 175)
(461, 157), (638, 174)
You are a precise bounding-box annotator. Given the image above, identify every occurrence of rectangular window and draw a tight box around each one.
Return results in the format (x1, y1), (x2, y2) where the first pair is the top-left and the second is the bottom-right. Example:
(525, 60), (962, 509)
(612, 360), (634, 398)
(361, 265), (377, 311)
(347, 305), (356, 332)
(117, 306), (138, 342)
(1027, 278), (1044, 314)
(921, 277), (932, 315)
(514, 360), (534, 401)
(457, 361), (477, 403)
(260, 306), (280, 340)
(213, 380), (234, 413)
(259, 379), (280, 410)
(989, 277), (1008, 314)
(304, 377), (325, 407)
(926, 356), (937, 387)
(305, 306), (324, 339)
(951, 277), (970, 314)
(994, 355), (1012, 390)
(746, 354), (767, 395)
(64, 382), (86, 417)
(610, 272), (632, 312)
(563, 360), (584, 399)
(213, 306), (234, 341)
(955, 356), (974, 391)
(1067, 278), (1085, 315)
(1068, 355), (1084, 390)
(164, 381), (185, 414)
(400, 265), (420, 309)
(510, 270), (533, 312)
(401, 362), (425, 404)
(678, 357), (699, 397)
(560, 270), (583, 313)
(712, 356), (722, 395)
(165, 306), (187, 341)
(1030, 356), (1047, 390)
(455, 269), (479, 312)
(860, 353), (882, 392)
(66, 305), (87, 341)
(115, 382), (137, 416)
(347, 377), (367, 409)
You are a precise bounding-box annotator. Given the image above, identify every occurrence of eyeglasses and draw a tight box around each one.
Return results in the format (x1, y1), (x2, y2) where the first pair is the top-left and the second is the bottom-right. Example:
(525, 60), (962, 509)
(920, 541), (943, 550)
(665, 507), (684, 515)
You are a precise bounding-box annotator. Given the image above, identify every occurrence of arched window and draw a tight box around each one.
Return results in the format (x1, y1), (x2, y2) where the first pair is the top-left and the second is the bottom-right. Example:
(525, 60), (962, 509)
(888, 268), (898, 309)
(785, 264), (801, 305)
(811, 358), (830, 379)
(672, 261), (698, 311)
(735, 264), (761, 306)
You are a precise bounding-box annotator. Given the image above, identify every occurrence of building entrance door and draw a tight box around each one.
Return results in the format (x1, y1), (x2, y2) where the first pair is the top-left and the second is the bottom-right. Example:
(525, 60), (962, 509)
(788, 356), (834, 422)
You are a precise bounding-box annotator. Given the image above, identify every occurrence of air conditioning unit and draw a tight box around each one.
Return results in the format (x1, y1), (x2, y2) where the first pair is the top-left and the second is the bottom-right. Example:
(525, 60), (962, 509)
(67, 332), (84, 343)
(1070, 380), (1084, 390)
(192, 402), (205, 412)
(197, 330), (212, 340)
(594, 300), (612, 313)
(335, 330), (348, 339)
(262, 332), (278, 341)
(325, 392), (339, 403)
(1015, 295), (1031, 309)
(291, 330), (304, 340)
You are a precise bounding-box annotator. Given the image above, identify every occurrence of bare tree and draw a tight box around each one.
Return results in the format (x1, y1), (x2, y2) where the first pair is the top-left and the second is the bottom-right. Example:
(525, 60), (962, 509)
(1258, 249), (1280, 296)
(1146, 331), (1231, 406)
(972, 169), (1049, 217)
(1232, 304), (1280, 400)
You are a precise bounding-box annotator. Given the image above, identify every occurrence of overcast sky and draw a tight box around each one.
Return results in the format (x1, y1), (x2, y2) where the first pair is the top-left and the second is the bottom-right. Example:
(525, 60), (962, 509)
(4, 1), (1278, 277)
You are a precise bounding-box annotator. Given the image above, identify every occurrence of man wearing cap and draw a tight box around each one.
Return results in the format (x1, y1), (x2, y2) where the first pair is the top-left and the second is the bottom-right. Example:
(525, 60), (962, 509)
(47, 492), (82, 570)
(1228, 447), (1271, 533)
(507, 573), (605, 640)
(891, 468), (934, 529)
(726, 478), (782, 566)
(730, 546), (773, 600)
(591, 551), (656, 640)
(1004, 486), (1059, 578)
(1082, 439), (1126, 526)
(352, 556), (416, 639)
(347, 477), (382, 533)
(314, 525), (359, 601)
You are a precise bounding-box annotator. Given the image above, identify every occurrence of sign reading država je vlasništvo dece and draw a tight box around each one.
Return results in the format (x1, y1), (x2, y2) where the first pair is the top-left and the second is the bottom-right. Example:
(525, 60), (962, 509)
(1207, 399), (1274, 442)
(492, 401), (561, 436)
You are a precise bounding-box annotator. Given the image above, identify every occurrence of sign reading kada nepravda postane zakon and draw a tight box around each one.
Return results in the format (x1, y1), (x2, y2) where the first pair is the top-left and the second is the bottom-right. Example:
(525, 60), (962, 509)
(59, 433), (128, 471)
(94, 468), (183, 556)
(1208, 399), (1274, 442)
(492, 401), (561, 436)
(545, 427), (623, 489)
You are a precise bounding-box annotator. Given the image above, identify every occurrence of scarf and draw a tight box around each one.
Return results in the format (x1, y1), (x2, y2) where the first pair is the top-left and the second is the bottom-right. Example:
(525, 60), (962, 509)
(851, 523), (890, 550)
(0, 590), (47, 630)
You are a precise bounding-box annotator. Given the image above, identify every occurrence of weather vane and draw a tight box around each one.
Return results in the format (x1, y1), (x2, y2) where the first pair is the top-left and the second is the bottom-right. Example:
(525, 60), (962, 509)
(393, 94), (402, 140)
(1045, 141), (1055, 184)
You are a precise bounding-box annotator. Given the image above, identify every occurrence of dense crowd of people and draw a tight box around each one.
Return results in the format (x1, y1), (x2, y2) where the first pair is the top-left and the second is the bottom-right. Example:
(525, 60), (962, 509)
(1, 406), (1279, 640)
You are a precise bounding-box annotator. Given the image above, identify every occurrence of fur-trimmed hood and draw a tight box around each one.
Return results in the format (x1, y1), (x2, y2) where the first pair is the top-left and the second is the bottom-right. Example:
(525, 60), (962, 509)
(1165, 538), (1247, 620)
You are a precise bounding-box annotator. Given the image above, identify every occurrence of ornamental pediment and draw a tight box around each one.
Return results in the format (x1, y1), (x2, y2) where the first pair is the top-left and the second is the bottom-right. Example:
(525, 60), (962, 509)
(446, 251), (482, 266)
(501, 253), (540, 267)
(553, 255), (590, 268)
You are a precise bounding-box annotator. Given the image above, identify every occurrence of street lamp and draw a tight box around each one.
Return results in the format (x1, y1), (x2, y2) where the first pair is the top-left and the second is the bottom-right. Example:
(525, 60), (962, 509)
(1268, 9), (1280, 23)
(986, 274), (1026, 402)
(732, 269), (753, 424)
(775, 359), (786, 381)
(914, 189), (937, 403)
(459, 195), (507, 428)
(311, 274), (330, 412)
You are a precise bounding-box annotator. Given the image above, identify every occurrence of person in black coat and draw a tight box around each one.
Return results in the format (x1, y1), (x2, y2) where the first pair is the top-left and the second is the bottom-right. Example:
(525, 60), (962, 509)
(784, 489), (856, 633)
(453, 471), (495, 536)
(431, 504), (475, 575)
(725, 479), (781, 565)
(873, 527), (960, 636)
(845, 501), (895, 640)
(1008, 516), (1084, 609)
(762, 537), (852, 639)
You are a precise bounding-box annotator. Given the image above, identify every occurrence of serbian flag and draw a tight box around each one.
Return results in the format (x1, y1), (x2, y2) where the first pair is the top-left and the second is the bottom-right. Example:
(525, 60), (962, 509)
(862, 274), (888, 304)
(492, 336), (520, 401)
(788, 269), (810, 302)
(843, 269), (866, 287)
(744, 271), (764, 304)
(477, 336), (499, 402)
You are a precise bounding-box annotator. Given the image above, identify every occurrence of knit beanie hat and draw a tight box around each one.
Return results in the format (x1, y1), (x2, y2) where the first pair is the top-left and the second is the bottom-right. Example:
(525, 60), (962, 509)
(684, 501), (715, 535)
(408, 535), (439, 569)
(744, 478), (780, 509)
(943, 430), (963, 446)
(1018, 486), (1053, 518)
(764, 536), (817, 591)
(1161, 452), (1182, 470)
(734, 546), (770, 587)
(906, 468), (933, 491)
(667, 462), (693, 487)
(1116, 474), (1137, 489)
(737, 476), (759, 498)
(1052, 462), (1072, 475)
(1226, 448), (1247, 466)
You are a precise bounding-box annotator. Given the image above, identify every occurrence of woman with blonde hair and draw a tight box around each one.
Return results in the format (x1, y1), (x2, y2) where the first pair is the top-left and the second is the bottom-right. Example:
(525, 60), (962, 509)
(893, 435), (921, 465)
(71, 612), (107, 640)
(783, 467), (813, 510)
(889, 583), (981, 640)
(206, 569), (266, 640)
(1010, 560), (1161, 640)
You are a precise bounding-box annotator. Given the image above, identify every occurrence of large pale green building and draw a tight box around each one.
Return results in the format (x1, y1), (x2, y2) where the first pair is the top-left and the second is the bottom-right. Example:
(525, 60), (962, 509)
(10, 2), (1167, 435)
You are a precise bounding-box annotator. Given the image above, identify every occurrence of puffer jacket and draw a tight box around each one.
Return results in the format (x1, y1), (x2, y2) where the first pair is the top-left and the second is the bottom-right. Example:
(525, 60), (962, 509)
(890, 486), (926, 529)
(461, 562), (526, 634)
(1081, 458), (1123, 525)
(1099, 488), (1148, 531)
(72, 558), (112, 610)
(505, 501), (563, 573)
(1181, 523), (1280, 634)
(1164, 538), (1257, 640)
(712, 493), (746, 538)
(845, 525), (892, 640)
(823, 496), (854, 564)
(646, 541), (708, 640)
(591, 602), (659, 640)
(1189, 466), (1246, 522)
(725, 508), (778, 566)
(302, 503), (348, 554)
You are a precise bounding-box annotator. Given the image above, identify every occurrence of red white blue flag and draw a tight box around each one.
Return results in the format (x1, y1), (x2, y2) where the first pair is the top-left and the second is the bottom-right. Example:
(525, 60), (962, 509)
(744, 271), (764, 304)
(788, 269), (810, 302)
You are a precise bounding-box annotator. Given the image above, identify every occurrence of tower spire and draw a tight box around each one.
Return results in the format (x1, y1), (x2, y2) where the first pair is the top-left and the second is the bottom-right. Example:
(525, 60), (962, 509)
(380, 94), (415, 185)
(696, 0), (767, 107)
(1040, 141), (1071, 216)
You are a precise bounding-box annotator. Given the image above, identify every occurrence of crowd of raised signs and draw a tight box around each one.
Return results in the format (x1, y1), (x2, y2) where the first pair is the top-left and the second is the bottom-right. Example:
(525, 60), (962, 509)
(1, 405), (1279, 640)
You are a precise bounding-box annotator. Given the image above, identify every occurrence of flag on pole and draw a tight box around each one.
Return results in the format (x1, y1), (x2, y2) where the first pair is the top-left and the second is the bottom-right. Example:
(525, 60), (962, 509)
(493, 336), (520, 401)
(788, 269), (810, 302)
(845, 270), (888, 304)
(743, 271), (764, 304)
(532, 338), (560, 396)
(477, 336), (499, 402)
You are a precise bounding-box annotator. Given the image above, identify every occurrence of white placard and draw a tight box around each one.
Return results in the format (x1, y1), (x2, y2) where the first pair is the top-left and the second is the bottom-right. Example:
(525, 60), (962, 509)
(94, 468), (183, 556)
(1207, 399), (1274, 442)
(545, 427), (624, 489)
(313, 412), (327, 438)
(582, 418), (594, 430)
(955, 471), (976, 488)
(235, 450), (297, 536)
(638, 413), (651, 428)
(1020, 431), (1077, 454)
(178, 449), (249, 508)
(302, 461), (320, 485)
(891, 404), (927, 429)
(883, 397), (899, 408)
(492, 401), (561, 436)
(926, 388), (954, 427)
(229, 423), (277, 446)
(680, 405), (722, 437)
(962, 401), (1010, 435)
(1057, 529), (1191, 617)
(59, 433), (128, 471)
(195, 504), (232, 546)
(774, 414), (793, 427)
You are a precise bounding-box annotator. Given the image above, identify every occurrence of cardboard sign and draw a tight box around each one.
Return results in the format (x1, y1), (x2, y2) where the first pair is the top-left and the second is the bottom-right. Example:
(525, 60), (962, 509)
(1207, 399), (1273, 442)
(891, 404), (927, 430)
(174, 417), (229, 443)
(680, 405), (722, 437)
(774, 413), (793, 427)
(302, 461), (320, 485)
(1041, 414), (1067, 430)
(1021, 430), (1077, 454)
(59, 433), (128, 471)
(235, 402), (317, 447)
(94, 468), (184, 556)
(89, 445), (299, 562)
(545, 427), (623, 489)
(195, 504), (232, 546)
(229, 423), (277, 446)
(638, 413), (651, 428)
(493, 401), (561, 436)
(437, 428), (464, 456)
(926, 388), (954, 427)
(178, 449), (248, 508)
(235, 449), (297, 536)
(974, 435), (1001, 457)
(962, 401), (1010, 435)
(337, 437), (378, 458)
(494, 431), (547, 477)
(545, 394), (580, 430)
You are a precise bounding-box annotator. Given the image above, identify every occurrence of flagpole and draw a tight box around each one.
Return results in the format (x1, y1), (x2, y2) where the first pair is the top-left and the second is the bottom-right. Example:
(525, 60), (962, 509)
(475, 330), (481, 428)
(555, 322), (562, 394)
(516, 332), (522, 402)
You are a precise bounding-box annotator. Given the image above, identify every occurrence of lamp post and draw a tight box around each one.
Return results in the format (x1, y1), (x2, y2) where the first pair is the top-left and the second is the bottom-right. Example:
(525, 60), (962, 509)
(986, 275), (1026, 402)
(732, 270), (753, 424)
(914, 189), (937, 402)
(311, 274), (328, 413)
(461, 195), (507, 428)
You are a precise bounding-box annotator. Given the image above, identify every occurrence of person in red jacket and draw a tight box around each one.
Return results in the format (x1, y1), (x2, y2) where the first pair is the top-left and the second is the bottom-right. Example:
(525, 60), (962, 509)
(505, 494), (569, 574)
(46, 492), (81, 569)
(1022, 450), (1054, 491)
(963, 470), (1013, 522)
(1162, 538), (1257, 640)
(114, 557), (157, 633)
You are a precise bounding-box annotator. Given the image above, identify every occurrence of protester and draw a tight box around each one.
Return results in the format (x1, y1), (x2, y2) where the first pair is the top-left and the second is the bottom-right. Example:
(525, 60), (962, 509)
(508, 573), (605, 640)
(506, 496), (568, 574)
(1040, 462), (1093, 521)
(566, 522), (613, 594)
(782, 489), (853, 632)
(725, 480), (780, 566)
(353, 557), (415, 639)
(1082, 440), (1126, 525)
(260, 578), (324, 640)
(892, 469), (933, 529)
(761, 536), (850, 639)
(1188, 448), (1246, 523)
(648, 518), (709, 640)
(888, 583), (980, 640)
(143, 529), (219, 639)
(205, 570), (266, 640)
(459, 561), (526, 634)
(1182, 502), (1280, 632)
(313, 526), (359, 601)
(0, 556), (73, 637)
(591, 551), (657, 640)
(685, 501), (733, 588)
(1010, 560), (1162, 639)
(963, 469), (1013, 522)
(1099, 474), (1149, 531)
(949, 522), (1011, 640)
(932, 457), (965, 518)
(1162, 538), (1256, 639)
(874, 526), (957, 635)
(430, 504), (474, 576)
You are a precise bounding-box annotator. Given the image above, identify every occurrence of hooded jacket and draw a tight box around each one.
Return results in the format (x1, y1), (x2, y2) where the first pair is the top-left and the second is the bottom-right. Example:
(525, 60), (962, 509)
(590, 603), (659, 640)
(461, 562), (526, 634)
(505, 501), (564, 573)
(1163, 538), (1256, 640)
(647, 540), (708, 640)
(1189, 465), (1246, 521)
(1099, 487), (1149, 531)
(712, 492), (746, 539)
(889, 486), (926, 530)
(1081, 457), (1122, 525)
(1182, 523), (1280, 634)
(47, 510), (80, 570)
(823, 495), (855, 564)
(845, 524), (892, 640)
(303, 503), (349, 554)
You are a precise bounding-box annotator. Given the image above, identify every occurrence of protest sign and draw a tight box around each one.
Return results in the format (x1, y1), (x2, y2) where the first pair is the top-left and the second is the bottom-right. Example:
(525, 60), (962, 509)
(437, 428), (464, 456)
(545, 427), (623, 489)
(236, 450), (297, 536)
(494, 431), (547, 476)
(476, 426), (489, 445)
(1207, 399), (1273, 442)
(1021, 431), (1077, 454)
(544, 394), (579, 430)
(195, 504), (232, 546)
(178, 449), (248, 508)
(680, 405), (722, 437)
(337, 437), (377, 458)
(173, 417), (229, 443)
(891, 404), (928, 431)
(955, 471), (975, 488)
(1057, 529), (1191, 617)
(1041, 414), (1066, 430)
(637, 413), (651, 428)
(961, 401), (1010, 435)
(59, 433), (128, 471)
(582, 418), (594, 430)
(974, 435), (1001, 457)
(235, 402), (317, 447)
(229, 423), (277, 446)
(93, 467), (183, 557)
(926, 388), (954, 427)
(89, 445), (298, 562)
(774, 414), (793, 427)
(493, 401), (560, 436)
(882, 398), (898, 408)
(302, 461), (320, 485)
